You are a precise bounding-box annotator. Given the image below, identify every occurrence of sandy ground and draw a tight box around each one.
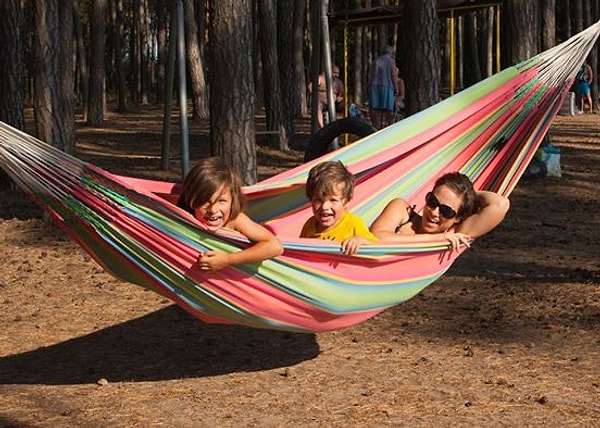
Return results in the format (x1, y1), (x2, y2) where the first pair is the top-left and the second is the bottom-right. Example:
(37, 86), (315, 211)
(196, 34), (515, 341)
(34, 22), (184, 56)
(0, 110), (599, 427)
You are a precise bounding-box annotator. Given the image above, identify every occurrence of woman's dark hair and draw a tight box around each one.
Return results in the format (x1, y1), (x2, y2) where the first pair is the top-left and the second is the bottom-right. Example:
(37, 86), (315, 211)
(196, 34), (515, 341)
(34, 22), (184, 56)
(433, 172), (477, 219)
(177, 157), (244, 221)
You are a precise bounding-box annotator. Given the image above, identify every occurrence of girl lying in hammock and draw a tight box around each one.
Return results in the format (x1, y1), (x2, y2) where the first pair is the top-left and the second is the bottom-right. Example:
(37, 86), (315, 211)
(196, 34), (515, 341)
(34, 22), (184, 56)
(177, 157), (283, 270)
(345, 172), (510, 254)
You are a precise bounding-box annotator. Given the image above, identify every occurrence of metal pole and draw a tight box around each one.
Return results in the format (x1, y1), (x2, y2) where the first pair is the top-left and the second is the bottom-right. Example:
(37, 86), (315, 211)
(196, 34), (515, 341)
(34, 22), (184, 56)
(450, 10), (456, 96)
(160, 4), (177, 171)
(320, 0), (336, 125)
(176, 0), (190, 178)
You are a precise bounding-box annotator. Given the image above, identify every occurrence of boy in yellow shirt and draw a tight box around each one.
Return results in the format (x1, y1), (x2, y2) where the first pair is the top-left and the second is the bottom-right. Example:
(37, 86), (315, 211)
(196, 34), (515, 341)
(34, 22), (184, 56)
(300, 160), (378, 255)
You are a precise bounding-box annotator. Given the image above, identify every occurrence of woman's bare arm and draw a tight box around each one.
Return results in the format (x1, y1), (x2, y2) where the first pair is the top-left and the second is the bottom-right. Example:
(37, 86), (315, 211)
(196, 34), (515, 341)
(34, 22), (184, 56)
(369, 198), (411, 240)
(455, 191), (510, 238)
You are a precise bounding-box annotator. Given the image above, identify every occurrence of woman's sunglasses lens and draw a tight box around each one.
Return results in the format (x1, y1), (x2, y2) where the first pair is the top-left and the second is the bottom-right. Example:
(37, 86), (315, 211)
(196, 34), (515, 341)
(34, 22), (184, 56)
(425, 192), (457, 219)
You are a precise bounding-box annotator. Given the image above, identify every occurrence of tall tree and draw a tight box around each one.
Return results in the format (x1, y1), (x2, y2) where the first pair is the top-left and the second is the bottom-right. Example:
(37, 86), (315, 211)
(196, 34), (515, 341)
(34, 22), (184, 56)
(0, 0), (25, 130)
(258, 0), (290, 151)
(155, 0), (169, 104)
(111, 0), (127, 111)
(541, 0), (556, 51)
(88, 0), (106, 126)
(184, 0), (209, 120)
(208, 0), (257, 184)
(73, 1), (89, 119)
(292, 0), (307, 116)
(403, 0), (440, 115)
(58, 0), (75, 153)
(32, 0), (75, 153)
(276, 0), (296, 139)
(502, 0), (539, 67)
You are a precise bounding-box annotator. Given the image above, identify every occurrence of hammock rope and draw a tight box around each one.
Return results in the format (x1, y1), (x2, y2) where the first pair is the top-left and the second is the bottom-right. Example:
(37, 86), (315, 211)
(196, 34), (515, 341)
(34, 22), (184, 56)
(1, 22), (599, 332)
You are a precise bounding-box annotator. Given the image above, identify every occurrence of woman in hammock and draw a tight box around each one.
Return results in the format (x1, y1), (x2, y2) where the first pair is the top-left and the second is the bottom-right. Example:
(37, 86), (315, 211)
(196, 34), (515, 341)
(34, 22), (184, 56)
(371, 172), (509, 250)
(177, 157), (283, 270)
(343, 172), (509, 255)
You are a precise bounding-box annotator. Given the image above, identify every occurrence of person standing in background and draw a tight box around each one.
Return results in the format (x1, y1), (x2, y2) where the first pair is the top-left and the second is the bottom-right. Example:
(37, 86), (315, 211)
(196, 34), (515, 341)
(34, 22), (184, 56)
(310, 65), (345, 128)
(369, 45), (399, 129)
(575, 61), (594, 114)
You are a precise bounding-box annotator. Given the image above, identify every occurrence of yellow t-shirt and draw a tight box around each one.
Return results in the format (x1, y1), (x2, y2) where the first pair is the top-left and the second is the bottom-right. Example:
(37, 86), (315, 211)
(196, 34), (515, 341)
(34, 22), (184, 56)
(300, 211), (378, 242)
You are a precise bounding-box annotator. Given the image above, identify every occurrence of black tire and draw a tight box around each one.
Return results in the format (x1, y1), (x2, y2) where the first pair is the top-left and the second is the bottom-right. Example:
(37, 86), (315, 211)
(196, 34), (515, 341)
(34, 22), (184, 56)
(304, 117), (376, 162)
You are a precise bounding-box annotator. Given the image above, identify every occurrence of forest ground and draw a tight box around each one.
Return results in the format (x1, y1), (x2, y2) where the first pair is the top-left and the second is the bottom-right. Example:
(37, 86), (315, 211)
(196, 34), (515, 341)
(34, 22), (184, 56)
(0, 107), (599, 427)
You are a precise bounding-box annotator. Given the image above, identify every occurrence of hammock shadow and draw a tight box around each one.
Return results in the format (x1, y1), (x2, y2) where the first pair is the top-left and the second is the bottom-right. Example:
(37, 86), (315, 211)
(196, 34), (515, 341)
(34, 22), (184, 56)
(0, 306), (320, 385)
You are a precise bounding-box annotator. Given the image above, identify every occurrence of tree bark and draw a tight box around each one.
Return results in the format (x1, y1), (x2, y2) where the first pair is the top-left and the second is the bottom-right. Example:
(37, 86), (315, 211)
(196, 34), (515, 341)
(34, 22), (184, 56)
(33, 0), (75, 152)
(403, 0), (440, 115)
(258, 0), (290, 151)
(73, 1), (89, 120)
(209, 0), (257, 184)
(58, 0), (75, 154)
(87, 0), (106, 126)
(292, 0), (307, 117)
(502, 0), (539, 67)
(541, 0), (556, 51)
(184, 0), (209, 120)
(0, 0), (25, 130)
(276, 0), (296, 139)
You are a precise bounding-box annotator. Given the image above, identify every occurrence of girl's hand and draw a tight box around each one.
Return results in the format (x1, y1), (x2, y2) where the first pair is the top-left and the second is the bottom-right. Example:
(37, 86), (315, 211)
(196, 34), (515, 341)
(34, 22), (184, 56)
(197, 250), (230, 271)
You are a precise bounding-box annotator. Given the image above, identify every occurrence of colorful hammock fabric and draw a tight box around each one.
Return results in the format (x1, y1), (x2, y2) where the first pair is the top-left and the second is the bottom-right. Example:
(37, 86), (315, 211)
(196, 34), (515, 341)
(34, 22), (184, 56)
(1, 23), (599, 333)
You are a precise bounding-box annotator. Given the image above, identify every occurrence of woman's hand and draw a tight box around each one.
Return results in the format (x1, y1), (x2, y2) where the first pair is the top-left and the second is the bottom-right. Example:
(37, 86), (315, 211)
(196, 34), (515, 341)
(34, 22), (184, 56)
(443, 231), (472, 252)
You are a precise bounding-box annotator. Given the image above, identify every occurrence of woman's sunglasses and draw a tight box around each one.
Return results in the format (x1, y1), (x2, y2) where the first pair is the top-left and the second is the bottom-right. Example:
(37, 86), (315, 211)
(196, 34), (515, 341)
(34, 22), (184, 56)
(425, 192), (458, 219)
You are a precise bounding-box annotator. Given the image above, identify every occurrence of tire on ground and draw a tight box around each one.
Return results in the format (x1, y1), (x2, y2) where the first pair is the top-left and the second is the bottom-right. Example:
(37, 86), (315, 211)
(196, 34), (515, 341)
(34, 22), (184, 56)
(304, 117), (376, 162)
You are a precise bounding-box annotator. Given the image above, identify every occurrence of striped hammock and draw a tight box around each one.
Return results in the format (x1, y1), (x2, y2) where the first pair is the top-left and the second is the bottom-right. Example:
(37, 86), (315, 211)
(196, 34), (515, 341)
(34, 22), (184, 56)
(1, 22), (599, 333)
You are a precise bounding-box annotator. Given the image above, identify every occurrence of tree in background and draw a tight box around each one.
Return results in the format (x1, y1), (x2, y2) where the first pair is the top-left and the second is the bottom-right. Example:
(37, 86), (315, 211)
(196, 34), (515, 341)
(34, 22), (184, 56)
(208, 0), (257, 184)
(502, 0), (539, 66)
(0, 0), (25, 130)
(32, 0), (75, 154)
(402, 0), (440, 115)
(87, 0), (106, 126)
(258, 0), (290, 151)
(184, 0), (209, 120)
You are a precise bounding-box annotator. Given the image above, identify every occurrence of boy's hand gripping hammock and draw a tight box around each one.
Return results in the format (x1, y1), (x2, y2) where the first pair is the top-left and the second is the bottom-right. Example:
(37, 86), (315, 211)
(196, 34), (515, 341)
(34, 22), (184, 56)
(1, 23), (599, 332)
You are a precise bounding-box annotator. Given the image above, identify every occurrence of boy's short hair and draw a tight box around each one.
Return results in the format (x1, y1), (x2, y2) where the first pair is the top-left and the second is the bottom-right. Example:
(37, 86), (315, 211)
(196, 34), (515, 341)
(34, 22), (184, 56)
(305, 160), (354, 202)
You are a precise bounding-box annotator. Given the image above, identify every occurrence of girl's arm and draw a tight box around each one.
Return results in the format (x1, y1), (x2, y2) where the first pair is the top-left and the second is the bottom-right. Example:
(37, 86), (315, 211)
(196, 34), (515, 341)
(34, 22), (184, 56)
(198, 213), (283, 270)
(455, 191), (510, 238)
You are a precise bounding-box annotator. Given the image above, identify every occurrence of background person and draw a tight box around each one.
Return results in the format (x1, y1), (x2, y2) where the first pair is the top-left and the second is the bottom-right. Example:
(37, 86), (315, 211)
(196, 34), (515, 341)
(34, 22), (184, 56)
(369, 45), (398, 129)
(575, 61), (594, 114)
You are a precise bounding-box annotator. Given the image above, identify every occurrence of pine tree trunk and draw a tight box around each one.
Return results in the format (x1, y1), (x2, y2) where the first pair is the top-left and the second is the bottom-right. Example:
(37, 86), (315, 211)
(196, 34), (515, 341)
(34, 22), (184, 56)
(33, 0), (75, 152)
(541, 0), (556, 51)
(403, 0), (440, 114)
(501, 0), (539, 67)
(258, 0), (290, 151)
(209, 0), (257, 184)
(0, 0), (25, 130)
(87, 0), (106, 126)
(184, 0), (209, 120)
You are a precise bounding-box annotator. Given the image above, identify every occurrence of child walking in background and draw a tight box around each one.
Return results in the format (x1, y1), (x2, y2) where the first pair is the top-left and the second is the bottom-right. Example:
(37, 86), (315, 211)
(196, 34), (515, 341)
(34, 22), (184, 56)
(177, 157), (282, 270)
(300, 160), (378, 255)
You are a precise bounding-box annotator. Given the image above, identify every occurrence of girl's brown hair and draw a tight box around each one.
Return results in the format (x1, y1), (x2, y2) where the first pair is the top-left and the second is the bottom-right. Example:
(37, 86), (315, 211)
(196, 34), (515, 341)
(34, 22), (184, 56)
(177, 157), (244, 222)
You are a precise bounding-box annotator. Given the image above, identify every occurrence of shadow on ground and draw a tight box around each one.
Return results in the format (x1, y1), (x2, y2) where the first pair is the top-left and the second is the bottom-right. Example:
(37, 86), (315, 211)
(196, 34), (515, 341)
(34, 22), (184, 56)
(0, 306), (319, 385)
